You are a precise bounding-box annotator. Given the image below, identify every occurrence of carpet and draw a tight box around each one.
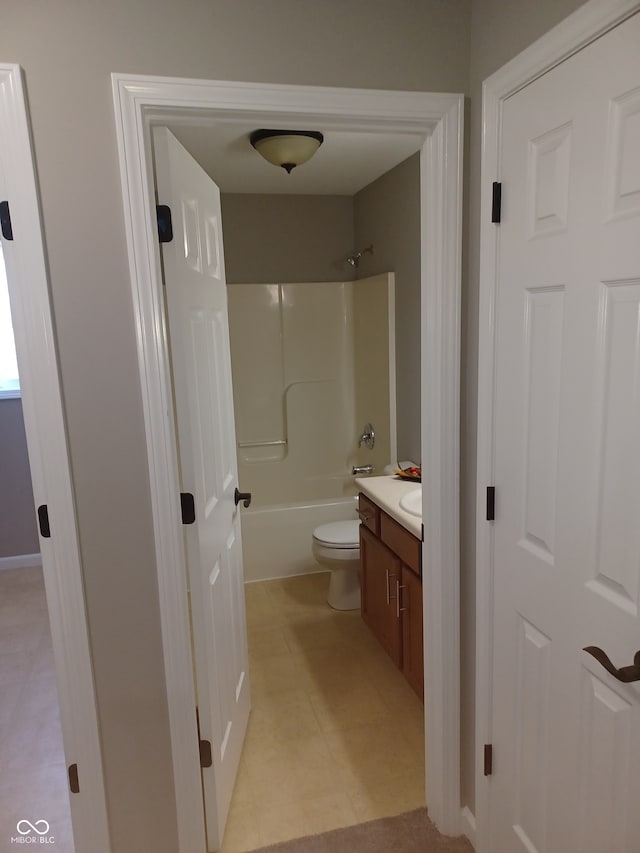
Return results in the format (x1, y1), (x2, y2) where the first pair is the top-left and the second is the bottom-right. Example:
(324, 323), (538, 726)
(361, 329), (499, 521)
(245, 808), (474, 853)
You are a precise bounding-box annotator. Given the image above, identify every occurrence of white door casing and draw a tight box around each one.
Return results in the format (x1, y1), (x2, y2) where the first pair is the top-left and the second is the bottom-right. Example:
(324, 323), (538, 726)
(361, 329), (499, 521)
(0, 65), (110, 852)
(112, 77), (463, 850)
(154, 127), (250, 851)
(479, 8), (640, 853)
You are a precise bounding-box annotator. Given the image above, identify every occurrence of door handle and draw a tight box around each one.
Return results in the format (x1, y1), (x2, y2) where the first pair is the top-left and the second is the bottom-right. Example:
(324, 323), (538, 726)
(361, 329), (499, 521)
(234, 488), (252, 508)
(583, 646), (640, 683)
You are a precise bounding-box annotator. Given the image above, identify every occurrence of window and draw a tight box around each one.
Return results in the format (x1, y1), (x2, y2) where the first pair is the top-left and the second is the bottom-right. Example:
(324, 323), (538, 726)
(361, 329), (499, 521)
(0, 242), (20, 398)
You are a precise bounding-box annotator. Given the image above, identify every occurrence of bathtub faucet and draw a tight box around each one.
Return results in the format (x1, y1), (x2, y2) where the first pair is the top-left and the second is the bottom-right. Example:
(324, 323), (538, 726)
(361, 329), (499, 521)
(352, 464), (374, 475)
(358, 422), (375, 450)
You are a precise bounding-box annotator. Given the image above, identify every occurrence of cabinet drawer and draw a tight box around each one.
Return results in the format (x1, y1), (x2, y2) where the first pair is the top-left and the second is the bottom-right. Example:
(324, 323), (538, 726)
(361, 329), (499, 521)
(380, 512), (421, 576)
(358, 492), (380, 536)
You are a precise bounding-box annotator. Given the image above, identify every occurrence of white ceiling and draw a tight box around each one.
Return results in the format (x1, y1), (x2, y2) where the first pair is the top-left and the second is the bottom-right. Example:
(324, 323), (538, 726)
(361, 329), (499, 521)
(165, 120), (424, 196)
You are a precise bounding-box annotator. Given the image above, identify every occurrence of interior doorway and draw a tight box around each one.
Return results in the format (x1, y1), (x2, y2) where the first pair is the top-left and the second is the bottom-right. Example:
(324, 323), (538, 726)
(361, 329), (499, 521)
(113, 75), (463, 851)
(155, 123), (423, 849)
(0, 63), (110, 853)
(475, 3), (640, 851)
(0, 268), (74, 847)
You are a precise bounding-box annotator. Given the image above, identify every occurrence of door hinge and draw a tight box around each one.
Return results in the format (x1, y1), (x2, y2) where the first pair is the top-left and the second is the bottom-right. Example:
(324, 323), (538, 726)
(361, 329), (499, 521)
(195, 707), (213, 768)
(486, 486), (495, 522)
(68, 763), (80, 793)
(37, 505), (51, 538)
(484, 744), (493, 777)
(0, 200), (13, 240)
(156, 204), (173, 243)
(180, 492), (196, 525)
(491, 182), (502, 224)
(199, 739), (213, 768)
(421, 523), (424, 542)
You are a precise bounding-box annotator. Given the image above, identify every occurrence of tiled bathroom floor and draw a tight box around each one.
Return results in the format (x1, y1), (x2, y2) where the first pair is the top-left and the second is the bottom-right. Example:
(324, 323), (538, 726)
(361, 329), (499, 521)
(0, 568), (424, 853)
(0, 566), (74, 853)
(221, 571), (426, 853)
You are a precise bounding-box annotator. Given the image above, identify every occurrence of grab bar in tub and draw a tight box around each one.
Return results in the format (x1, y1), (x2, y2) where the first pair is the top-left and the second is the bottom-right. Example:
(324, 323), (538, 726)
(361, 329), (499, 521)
(237, 439), (288, 448)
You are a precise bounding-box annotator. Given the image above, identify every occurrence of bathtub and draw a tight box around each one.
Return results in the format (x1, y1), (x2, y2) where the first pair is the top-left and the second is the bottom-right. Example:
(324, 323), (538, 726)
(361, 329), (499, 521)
(240, 495), (359, 583)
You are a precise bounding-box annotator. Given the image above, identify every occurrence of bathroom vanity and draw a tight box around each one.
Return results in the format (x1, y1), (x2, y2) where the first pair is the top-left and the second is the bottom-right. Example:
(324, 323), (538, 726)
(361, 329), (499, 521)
(355, 476), (423, 700)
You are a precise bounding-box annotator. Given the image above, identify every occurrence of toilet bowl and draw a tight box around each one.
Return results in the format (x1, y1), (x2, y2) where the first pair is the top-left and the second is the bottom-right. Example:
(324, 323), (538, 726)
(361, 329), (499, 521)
(312, 520), (361, 611)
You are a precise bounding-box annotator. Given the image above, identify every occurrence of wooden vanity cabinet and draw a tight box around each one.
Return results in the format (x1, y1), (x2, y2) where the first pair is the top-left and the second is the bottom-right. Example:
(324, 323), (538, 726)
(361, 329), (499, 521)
(358, 492), (423, 700)
(400, 565), (424, 698)
(360, 526), (402, 667)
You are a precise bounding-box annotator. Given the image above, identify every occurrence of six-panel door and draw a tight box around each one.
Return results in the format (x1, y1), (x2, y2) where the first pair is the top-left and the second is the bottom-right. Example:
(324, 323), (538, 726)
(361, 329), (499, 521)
(490, 14), (640, 852)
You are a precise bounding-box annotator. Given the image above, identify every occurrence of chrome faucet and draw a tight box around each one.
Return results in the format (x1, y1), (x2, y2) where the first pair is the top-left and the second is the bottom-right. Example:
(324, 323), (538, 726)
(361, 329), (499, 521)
(358, 423), (375, 450)
(352, 464), (374, 475)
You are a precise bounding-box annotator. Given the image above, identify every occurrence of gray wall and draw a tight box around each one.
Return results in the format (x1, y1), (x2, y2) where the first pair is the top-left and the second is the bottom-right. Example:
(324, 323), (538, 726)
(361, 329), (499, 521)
(0, 399), (39, 558)
(354, 154), (421, 463)
(0, 3), (471, 850)
(221, 194), (355, 283)
(461, 0), (590, 813)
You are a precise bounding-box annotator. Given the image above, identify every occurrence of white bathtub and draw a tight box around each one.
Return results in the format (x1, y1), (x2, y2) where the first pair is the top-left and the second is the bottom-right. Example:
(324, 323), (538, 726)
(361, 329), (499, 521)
(240, 496), (359, 583)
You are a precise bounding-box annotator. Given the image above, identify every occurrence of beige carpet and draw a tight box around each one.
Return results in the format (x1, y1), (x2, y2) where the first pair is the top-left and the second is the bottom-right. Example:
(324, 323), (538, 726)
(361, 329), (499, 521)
(245, 808), (474, 853)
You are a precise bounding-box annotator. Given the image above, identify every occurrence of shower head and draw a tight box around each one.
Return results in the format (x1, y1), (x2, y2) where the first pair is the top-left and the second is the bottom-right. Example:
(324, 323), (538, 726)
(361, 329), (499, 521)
(345, 244), (374, 268)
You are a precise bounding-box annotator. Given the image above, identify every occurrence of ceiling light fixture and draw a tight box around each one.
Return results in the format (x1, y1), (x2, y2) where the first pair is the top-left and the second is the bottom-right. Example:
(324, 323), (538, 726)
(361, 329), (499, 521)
(249, 129), (324, 174)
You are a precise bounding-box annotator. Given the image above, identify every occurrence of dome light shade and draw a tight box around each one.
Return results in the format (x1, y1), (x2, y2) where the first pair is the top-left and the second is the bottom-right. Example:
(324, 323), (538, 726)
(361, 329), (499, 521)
(249, 129), (324, 173)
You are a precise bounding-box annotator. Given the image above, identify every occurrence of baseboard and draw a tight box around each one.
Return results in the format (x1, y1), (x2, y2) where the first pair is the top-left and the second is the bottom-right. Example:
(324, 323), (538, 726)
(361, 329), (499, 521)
(0, 552), (42, 570)
(461, 806), (476, 848)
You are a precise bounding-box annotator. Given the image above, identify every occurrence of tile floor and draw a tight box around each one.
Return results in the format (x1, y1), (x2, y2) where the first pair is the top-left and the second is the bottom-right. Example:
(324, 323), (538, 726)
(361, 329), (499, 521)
(0, 566), (74, 853)
(0, 568), (425, 853)
(221, 571), (426, 853)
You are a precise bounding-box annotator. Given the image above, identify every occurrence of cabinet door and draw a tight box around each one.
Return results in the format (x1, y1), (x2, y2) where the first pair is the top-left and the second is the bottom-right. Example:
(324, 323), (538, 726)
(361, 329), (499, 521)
(360, 526), (402, 668)
(401, 565), (424, 700)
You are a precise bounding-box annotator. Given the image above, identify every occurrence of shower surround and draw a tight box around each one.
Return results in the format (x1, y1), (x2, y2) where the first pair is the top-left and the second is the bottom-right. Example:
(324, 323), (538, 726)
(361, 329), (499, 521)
(227, 275), (394, 581)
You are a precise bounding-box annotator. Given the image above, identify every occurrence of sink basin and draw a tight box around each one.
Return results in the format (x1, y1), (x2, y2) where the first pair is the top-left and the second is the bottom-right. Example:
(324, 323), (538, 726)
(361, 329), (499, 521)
(399, 487), (422, 518)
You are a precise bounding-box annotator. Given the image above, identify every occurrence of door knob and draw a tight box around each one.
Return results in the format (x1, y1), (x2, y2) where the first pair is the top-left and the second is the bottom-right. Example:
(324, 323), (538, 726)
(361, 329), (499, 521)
(583, 646), (640, 683)
(234, 487), (252, 508)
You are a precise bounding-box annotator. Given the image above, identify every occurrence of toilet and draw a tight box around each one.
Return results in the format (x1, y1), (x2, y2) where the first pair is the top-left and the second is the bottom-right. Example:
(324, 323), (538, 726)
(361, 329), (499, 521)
(312, 520), (361, 611)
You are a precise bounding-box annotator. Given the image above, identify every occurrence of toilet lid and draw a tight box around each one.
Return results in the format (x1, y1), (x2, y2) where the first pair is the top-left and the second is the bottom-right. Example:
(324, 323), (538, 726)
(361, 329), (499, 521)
(313, 520), (360, 547)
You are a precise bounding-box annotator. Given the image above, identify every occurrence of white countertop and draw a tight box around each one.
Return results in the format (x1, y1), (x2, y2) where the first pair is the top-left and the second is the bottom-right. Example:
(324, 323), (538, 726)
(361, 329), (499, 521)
(355, 474), (422, 539)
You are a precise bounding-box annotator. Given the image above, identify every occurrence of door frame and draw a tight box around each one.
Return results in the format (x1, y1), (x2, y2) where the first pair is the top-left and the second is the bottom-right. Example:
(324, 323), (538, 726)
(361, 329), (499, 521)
(112, 75), (463, 851)
(0, 65), (111, 852)
(475, 1), (640, 850)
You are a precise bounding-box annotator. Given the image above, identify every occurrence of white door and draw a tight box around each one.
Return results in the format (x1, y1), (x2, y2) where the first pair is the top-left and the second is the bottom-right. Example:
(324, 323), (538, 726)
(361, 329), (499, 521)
(491, 14), (640, 852)
(154, 127), (250, 851)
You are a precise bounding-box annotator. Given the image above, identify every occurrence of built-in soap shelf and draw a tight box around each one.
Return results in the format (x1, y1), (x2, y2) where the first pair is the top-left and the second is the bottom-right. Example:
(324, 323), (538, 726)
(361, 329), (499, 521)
(237, 439), (287, 448)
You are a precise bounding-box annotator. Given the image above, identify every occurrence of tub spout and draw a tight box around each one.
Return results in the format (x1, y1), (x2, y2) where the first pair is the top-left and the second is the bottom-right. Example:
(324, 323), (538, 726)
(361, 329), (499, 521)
(352, 464), (374, 475)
